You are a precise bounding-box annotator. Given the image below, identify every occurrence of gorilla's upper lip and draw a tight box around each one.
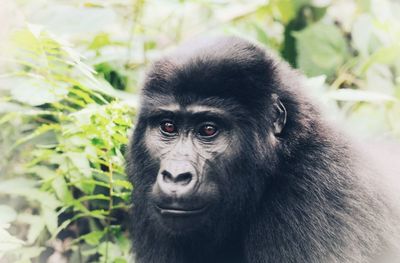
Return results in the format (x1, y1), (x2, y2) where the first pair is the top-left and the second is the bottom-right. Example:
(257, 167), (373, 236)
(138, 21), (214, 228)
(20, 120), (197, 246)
(155, 204), (208, 216)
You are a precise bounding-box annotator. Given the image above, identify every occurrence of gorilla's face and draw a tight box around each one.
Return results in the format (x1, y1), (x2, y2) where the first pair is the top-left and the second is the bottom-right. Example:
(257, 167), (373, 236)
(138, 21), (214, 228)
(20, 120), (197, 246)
(141, 100), (241, 233)
(134, 91), (286, 235)
(130, 37), (287, 236)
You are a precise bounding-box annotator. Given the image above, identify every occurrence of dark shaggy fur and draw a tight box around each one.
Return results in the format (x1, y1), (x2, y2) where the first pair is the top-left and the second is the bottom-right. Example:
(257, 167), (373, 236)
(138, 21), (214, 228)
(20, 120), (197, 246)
(126, 36), (400, 263)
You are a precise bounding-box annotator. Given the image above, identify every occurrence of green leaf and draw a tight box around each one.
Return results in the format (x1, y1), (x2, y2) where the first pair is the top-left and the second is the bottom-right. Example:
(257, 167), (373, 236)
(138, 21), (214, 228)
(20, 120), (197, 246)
(78, 194), (110, 202)
(114, 258), (128, 263)
(11, 78), (69, 106)
(14, 124), (60, 148)
(113, 180), (133, 190)
(81, 230), (105, 246)
(42, 206), (58, 234)
(52, 176), (73, 203)
(89, 33), (112, 50)
(294, 22), (349, 77)
(274, 0), (297, 23)
(28, 165), (56, 180)
(360, 44), (400, 74)
(66, 152), (92, 177)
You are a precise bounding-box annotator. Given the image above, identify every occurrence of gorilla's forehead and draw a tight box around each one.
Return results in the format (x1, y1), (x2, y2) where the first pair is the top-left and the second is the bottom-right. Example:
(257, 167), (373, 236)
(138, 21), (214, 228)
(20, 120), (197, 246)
(142, 37), (277, 108)
(141, 94), (244, 118)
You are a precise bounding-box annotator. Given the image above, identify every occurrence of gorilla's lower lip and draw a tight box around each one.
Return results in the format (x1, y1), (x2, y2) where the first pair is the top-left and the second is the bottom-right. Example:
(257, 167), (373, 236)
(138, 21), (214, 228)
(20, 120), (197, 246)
(155, 205), (208, 216)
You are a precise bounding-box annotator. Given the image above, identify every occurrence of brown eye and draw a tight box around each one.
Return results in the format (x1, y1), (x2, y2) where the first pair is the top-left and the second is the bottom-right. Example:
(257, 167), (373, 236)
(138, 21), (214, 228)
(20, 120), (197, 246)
(160, 121), (176, 134)
(199, 124), (218, 137)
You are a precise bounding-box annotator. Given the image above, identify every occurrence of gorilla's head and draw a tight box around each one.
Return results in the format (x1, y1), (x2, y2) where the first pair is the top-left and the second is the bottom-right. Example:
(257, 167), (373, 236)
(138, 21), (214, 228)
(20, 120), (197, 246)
(128, 37), (289, 236)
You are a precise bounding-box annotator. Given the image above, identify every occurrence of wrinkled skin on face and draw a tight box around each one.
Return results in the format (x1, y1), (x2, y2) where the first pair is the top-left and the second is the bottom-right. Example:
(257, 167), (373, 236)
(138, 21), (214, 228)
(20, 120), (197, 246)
(144, 103), (233, 232)
(132, 94), (285, 235)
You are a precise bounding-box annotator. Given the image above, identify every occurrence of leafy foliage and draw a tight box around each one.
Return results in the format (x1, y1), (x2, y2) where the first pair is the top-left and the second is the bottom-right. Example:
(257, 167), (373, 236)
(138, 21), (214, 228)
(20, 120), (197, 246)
(0, 0), (399, 262)
(1, 26), (135, 262)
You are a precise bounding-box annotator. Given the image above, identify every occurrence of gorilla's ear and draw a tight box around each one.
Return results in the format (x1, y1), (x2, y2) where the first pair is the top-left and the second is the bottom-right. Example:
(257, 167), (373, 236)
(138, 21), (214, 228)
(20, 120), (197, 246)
(271, 94), (287, 135)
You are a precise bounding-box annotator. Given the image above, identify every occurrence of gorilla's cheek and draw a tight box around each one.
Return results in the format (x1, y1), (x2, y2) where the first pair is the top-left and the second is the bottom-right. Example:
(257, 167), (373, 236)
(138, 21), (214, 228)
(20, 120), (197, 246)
(143, 128), (168, 160)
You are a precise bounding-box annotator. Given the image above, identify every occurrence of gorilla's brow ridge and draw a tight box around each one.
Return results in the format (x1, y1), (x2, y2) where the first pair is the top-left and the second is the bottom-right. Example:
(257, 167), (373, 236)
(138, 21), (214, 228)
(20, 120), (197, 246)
(186, 105), (226, 115)
(146, 104), (231, 120)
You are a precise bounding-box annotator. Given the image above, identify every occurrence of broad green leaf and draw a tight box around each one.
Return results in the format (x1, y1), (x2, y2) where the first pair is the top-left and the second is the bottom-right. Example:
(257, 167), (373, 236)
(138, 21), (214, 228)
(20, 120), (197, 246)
(28, 165), (56, 180)
(81, 230), (105, 246)
(42, 207), (59, 234)
(294, 22), (349, 77)
(52, 176), (73, 203)
(66, 152), (92, 177)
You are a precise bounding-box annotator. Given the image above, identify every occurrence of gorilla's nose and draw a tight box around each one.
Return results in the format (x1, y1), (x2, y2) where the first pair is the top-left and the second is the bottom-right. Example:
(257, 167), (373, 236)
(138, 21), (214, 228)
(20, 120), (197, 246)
(161, 170), (192, 185)
(157, 160), (197, 196)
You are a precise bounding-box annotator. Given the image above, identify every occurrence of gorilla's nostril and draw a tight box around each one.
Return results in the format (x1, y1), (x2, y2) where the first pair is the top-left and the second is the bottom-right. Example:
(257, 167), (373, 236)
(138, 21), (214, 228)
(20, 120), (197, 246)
(176, 172), (192, 185)
(161, 170), (173, 183)
(161, 170), (192, 185)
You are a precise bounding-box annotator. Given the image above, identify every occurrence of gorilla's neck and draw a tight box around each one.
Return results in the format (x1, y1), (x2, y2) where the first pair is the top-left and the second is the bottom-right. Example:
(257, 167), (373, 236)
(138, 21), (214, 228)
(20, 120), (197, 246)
(243, 121), (391, 263)
(133, 221), (246, 263)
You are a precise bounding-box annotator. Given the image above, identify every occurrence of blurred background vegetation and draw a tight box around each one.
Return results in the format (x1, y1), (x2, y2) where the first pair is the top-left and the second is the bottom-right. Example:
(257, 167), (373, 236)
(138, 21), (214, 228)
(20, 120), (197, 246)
(0, 0), (399, 262)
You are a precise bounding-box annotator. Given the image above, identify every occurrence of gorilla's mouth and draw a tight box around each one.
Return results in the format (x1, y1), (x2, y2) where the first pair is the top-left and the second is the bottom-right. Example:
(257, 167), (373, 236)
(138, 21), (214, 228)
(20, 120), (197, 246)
(155, 204), (208, 216)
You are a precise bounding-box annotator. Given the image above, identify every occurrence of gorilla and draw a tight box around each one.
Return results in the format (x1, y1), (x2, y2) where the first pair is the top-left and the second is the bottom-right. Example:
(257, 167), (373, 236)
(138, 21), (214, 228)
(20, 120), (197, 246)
(126, 36), (400, 263)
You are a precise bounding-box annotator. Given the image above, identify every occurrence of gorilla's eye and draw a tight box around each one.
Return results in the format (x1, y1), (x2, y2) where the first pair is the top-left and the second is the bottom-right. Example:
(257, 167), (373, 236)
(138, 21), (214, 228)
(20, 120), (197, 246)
(199, 124), (218, 137)
(160, 121), (177, 134)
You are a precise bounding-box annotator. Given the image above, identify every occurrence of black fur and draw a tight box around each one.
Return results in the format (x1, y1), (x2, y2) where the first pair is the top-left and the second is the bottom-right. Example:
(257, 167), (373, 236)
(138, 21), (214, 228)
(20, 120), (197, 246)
(126, 36), (400, 263)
